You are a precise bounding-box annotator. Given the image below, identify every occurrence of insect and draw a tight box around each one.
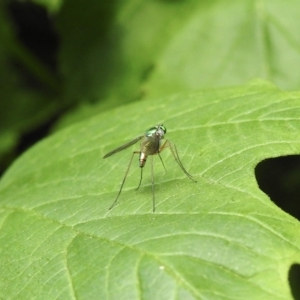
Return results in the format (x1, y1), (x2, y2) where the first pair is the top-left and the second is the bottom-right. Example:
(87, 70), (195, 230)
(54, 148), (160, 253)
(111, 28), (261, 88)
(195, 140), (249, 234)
(103, 124), (196, 212)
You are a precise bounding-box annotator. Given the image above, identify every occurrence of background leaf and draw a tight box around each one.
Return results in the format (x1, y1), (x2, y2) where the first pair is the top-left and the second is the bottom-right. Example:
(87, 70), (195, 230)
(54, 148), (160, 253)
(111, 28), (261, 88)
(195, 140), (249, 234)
(0, 81), (299, 299)
(2, 0), (300, 169)
(51, 0), (300, 130)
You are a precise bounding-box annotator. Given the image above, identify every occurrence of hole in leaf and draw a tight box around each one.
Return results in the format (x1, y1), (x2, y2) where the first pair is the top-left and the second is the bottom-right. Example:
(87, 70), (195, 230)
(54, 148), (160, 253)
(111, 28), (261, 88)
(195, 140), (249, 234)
(255, 156), (300, 221)
(289, 264), (300, 300)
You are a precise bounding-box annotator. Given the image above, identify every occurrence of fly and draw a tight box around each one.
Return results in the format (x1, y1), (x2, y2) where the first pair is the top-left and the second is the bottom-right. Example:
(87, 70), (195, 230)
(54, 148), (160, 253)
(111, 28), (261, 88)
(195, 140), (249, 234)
(103, 124), (196, 212)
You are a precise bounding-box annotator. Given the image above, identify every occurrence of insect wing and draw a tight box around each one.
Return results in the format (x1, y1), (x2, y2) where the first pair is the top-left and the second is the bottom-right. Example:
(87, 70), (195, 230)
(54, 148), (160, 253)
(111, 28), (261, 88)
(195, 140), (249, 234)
(103, 135), (144, 158)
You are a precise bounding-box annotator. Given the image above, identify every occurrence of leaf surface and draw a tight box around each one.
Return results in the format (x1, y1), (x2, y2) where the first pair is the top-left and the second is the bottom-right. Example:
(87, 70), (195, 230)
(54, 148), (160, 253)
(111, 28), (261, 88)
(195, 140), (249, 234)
(0, 81), (299, 299)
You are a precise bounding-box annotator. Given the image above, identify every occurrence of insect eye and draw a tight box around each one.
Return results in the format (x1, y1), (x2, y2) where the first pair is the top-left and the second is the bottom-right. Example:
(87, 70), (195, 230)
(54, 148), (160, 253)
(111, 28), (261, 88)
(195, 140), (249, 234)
(159, 125), (167, 134)
(156, 124), (166, 134)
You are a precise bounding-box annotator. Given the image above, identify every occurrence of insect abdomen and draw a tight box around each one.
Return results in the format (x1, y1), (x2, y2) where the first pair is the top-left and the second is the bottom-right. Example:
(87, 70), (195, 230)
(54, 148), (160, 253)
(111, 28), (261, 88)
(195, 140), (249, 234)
(139, 152), (147, 168)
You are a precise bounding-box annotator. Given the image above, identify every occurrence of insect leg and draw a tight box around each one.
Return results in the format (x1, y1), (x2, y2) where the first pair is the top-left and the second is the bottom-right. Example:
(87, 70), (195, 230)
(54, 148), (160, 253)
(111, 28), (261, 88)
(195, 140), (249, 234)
(158, 153), (167, 172)
(109, 151), (140, 210)
(151, 155), (155, 212)
(135, 167), (143, 191)
(160, 140), (197, 182)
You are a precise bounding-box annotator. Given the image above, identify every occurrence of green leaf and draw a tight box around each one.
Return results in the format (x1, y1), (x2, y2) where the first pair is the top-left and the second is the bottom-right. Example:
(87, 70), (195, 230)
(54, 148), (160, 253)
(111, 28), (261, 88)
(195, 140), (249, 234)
(0, 81), (299, 299)
(52, 0), (300, 129)
(123, 0), (300, 97)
